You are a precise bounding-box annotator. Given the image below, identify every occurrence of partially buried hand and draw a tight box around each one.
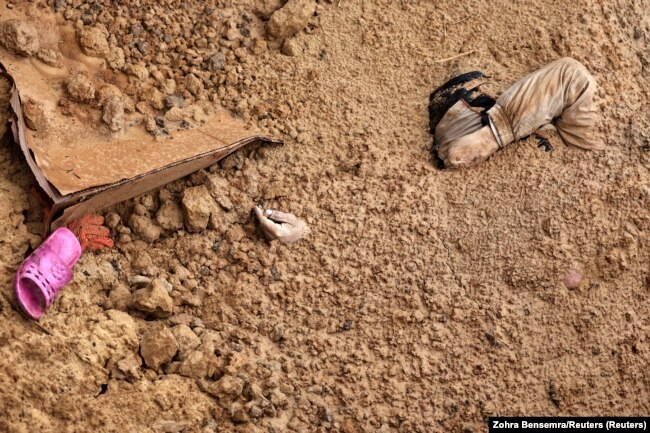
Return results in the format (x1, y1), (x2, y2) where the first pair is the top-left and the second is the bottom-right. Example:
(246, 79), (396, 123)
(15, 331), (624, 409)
(254, 206), (309, 244)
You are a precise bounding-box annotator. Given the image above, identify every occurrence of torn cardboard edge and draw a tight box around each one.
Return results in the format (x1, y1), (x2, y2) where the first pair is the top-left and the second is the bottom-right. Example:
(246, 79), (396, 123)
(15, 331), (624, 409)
(1, 64), (281, 232)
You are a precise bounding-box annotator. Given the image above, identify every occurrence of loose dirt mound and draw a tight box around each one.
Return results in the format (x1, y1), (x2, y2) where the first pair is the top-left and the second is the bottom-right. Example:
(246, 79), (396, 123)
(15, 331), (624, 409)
(0, 0), (649, 432)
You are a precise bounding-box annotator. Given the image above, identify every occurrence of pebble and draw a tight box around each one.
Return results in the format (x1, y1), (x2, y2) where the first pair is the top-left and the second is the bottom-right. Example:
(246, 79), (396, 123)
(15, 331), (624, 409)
(0, 19), (39, 57)
(178, 350), (218, 379)
(78, 26), (110, 58)
(184, 73), (203, 96)
(131, 278), (174, 318)
(164, 95), (184, 109)
(140, 326), (179, 370)
(156, 201), (184, 231)
(281, 38), (301, 56)
(267, 0), (317, 39)
(181, 185), (214, 232)
(65, 73), (96, 103)
(102, 95), (125, 132)
(171, 324), (201, 360)
(111, 354), (142, 382)
(564, 266), (584, 289)
(131, 251), (158, 277)
(22, 98), (46, 131)
(129, 214), (162, 242)
(208, 52), (226, 71)
(36, 47), (62, 67)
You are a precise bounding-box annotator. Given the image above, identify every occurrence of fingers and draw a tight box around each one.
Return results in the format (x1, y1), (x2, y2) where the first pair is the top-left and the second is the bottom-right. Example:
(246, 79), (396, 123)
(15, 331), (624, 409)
(266, 210), (298, 224)
(254, 206), (265, 221)
(254, 206), (297, 225)
(254, 206), (308, 243)
(257, 217), (285, 240)
(254, 206), (283, 238)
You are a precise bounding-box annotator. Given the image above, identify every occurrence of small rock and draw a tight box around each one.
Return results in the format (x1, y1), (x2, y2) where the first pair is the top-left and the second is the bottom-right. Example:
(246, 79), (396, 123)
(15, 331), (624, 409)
(129, 214), (162, 242)
(207, 174), (234, 210)
(102, 95), (124, 132)
(131, 250), (158, 276)
(22, 98), (46, 131)
(108, 282), (131, 311)
(181, 185), (214, 232)
(564, 266), (584, 290)
(106, 46), (125, 70)
(634, 27), (643, 39)
(146, 87), (165, 110)
(78, 26), (110, 58)
(36, 47), (62, 67)
(246, 401), (264, 419)
(132, 278), (174, 318)
(184, 73), (203, 96)
(250, 38), (268, 55)
(281, 38), (301, 56)
(128, 63), (149, 81)
(216, 375), (245, 399)
(267, 0), (316, 39)
(252, 0), (285, 19)
(208, 52), (226, 71)
(230, 402), (248, 424)
(165, 95), (184, 109)
(171, 324), (201, 360)
(105, 212), (121, 228)
(225, 225), (246, 243)
(164, 106), (185, 122)
(140, 326), (179, 370)
(156, 201), (184, 231)
(159, 279), (173, 293)
(65, 73), (96, 103)
(145, 116), (157, 133)
(168, 313), (194, 326)
(160, 78), (176, 95)
(130, 22), (144, 36)
(178, 350), (218, 379)
(0, 19), (39, 57)
(111, 354), (142, 382)
(269, 388), (288, 408)
(156, 421), (188, 433)
(136, 40), (148, 55)
(319, 406), (333, 423)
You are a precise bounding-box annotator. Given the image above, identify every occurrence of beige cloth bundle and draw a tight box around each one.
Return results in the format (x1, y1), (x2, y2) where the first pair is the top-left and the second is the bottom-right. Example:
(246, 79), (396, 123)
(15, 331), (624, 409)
(434, 57), (603, 168)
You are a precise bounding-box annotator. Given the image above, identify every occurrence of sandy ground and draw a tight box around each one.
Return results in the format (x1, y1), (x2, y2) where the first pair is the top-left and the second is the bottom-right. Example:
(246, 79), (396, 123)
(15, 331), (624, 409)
(0, 0), (649, 432)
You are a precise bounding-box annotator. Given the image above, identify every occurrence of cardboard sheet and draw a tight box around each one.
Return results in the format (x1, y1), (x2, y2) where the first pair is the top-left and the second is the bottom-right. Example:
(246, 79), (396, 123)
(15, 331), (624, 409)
(0, 10), (279, 231)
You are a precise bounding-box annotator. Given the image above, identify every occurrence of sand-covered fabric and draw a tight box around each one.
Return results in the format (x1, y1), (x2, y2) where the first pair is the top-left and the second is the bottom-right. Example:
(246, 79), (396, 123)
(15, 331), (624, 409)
(488, 57), (603, 150)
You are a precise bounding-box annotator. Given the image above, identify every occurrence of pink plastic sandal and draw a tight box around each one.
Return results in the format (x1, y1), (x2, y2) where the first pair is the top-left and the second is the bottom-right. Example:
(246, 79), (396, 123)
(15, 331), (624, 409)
(14, 227), (82, 320)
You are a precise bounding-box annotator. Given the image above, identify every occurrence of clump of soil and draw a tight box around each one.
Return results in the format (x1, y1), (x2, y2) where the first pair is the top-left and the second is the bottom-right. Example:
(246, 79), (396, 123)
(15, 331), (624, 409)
(0, 19), (39, 56)
(101, 94), (124, 132)
(65, 72), (96, 103)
